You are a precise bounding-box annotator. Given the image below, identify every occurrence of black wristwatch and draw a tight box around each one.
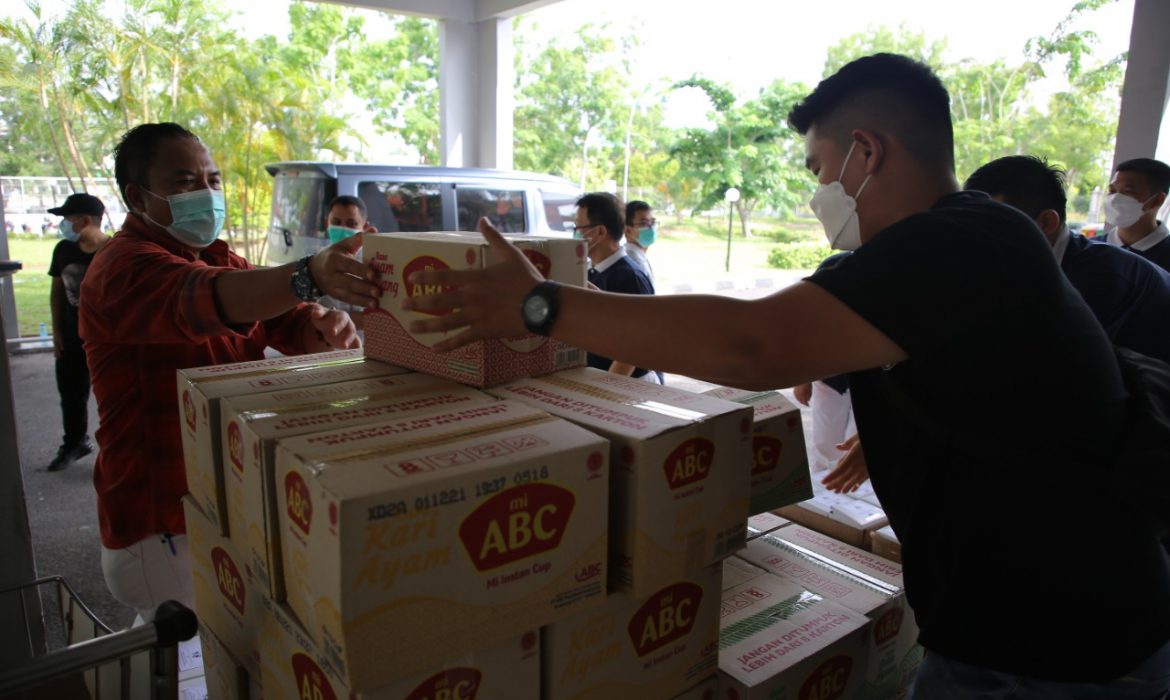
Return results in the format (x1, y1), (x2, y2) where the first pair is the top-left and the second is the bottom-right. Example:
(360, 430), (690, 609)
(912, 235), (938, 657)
(521, 281), (562, 336)
(291, 255), (322, 302)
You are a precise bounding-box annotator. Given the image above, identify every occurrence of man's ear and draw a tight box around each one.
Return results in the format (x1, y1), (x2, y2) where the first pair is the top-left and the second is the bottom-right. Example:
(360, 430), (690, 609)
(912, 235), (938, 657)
(851, 129), (885, 175)
(124, 182), (145, 214)
(1148, 191), (1167, 212)
(1035, 209), (1063, 238)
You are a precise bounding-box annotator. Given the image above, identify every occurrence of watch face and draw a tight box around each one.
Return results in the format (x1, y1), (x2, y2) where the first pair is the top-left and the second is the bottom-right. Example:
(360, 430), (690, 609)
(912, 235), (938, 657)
(524, 295), (550, 324)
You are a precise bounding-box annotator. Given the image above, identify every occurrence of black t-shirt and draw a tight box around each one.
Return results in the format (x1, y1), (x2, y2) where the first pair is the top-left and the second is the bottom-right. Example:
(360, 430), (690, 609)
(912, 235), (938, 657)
(1132, 233), (1170, 273)
(588, 255), (655, 378)
(809, 191), (1170, 681)
(48, 240), (96, 346)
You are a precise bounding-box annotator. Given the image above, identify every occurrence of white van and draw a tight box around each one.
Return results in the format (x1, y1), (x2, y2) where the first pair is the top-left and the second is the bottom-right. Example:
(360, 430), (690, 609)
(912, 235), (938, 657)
(264, 162), (581, 265)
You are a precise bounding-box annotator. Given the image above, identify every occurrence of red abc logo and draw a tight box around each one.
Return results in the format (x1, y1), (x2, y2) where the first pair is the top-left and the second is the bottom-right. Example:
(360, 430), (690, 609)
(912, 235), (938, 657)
(521, 249), (552, 278)
(404, 667), (482, 700)
(182, 391), (196, 431)
(627, 582), (702, 657)
(458, 483), (573, 571)
(663, 438), (714, 490)
(873, 607), (904, 646)
(211, 547), (245, 615)
(227, 422), (244, 473)
(752, 435), (783, 475)
(798, 655), (853, 700)
(285, 471), (313, 535)
(403, 256), (454, 317)
(291, 652), (339, 700)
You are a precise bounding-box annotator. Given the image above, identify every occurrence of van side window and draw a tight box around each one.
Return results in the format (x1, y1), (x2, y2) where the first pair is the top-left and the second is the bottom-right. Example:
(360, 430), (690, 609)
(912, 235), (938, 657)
(456, 189), (527, 233)
(357, 181), (441, 233)
(541, 191), (578, 233)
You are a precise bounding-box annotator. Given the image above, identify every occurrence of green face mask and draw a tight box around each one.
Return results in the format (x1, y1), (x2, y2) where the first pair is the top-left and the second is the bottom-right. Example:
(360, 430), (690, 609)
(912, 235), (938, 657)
(328, 225), (360, 244)
(637, 226), (657, 247)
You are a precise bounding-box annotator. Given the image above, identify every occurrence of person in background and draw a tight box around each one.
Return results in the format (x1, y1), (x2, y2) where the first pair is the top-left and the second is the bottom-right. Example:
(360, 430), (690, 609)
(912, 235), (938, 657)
(1102, 158), (1170, 271)
(46, 193), (109, 472)
(318, 194), (376, 331)
(80, 122), (377, 623)
(624, 200), (656, 281)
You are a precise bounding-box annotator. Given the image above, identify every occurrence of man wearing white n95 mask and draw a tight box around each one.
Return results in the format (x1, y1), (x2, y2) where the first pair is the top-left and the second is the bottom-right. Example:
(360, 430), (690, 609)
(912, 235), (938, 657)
(79, 122), (380, 624)
(1103, 158), (1170, 272)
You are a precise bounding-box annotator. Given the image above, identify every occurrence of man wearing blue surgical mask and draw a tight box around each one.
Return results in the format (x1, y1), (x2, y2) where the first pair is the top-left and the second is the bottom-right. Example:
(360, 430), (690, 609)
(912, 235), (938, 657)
(79, 122), (381, 625)
(46, 192), (109, 472)
(623, 200), (656, 282)
(1103, 158), (1170, 272)
(319, 194), (377, 331)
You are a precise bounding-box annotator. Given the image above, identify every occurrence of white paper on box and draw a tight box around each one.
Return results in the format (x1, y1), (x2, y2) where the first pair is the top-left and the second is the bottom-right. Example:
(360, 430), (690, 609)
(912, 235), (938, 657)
(274, 400), (609, 689)
(722, 556), (767, 591)
(830, 498), (888, 531)
(702, 386), (812, 513)
(718, 574), (869, 699)
(746, 512), (790, 540)
(362, 232), (587, 387)
(177, 349), (407, 534)
(221, 372), (492, 599)
(489, 368), (753, 596)
(542, 565), (721, 700)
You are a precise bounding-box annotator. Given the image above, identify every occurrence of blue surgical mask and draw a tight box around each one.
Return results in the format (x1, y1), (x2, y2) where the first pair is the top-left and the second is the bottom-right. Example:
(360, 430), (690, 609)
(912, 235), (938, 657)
(59, 219), (80, 242)
(637, 226), (657, 247)
(142, 188), (226, 248)
(328, 225), (360, 243)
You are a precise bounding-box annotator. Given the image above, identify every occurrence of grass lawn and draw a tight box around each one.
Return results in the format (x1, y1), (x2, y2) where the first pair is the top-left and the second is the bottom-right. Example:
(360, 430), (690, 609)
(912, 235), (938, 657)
(7, 237), (56, 337)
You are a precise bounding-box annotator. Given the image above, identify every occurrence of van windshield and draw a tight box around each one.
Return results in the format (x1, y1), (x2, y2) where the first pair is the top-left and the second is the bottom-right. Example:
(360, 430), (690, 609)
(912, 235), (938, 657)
(357, 181), (441, 233)
(268, 170), (333, 263)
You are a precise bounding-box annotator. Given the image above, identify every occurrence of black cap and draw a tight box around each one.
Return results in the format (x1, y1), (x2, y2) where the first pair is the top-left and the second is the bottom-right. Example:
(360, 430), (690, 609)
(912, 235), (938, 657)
(47, 193), (105, 217)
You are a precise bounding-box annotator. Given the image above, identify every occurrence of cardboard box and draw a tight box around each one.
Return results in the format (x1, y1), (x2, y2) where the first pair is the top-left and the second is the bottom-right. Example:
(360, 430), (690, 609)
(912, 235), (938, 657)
(363, 232), (588, 387)
(178, 349), (407, 534)
(701, 387), (812, 514)
(718, 573), (870, 699)
(542, 565), (721, 700)
(673, 675), (717, 699)
(739, 528), (921, 699)
(489, 368), (753, 596)
(259, 595), (540, 699)
(722, 557), (767, 591)
(275, 400), (609, 689)
(746, 512), (790, 540)
(776, 492), (888, 548)
(868, 525), (902, 563)
(194, 629), (250, 700)
(221, 372), (493, 599)
(182, 497), (263, 677)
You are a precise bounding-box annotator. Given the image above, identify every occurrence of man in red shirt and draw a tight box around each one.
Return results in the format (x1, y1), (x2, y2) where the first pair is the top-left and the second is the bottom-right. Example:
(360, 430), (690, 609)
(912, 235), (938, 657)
(79, 123), (380, 622)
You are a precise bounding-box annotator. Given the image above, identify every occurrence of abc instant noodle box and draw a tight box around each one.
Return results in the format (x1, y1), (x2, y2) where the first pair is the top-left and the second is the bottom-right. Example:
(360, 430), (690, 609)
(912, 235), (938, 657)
(181, 497), (262, 676)
(362, 231), (587, 387)
(220, 373), (492, 600)
(488, 368), (753, 596)
(274, 400), (609, 690)
(178, 348), (407, 534)
(259, 595), (540, 700)
(542, 565), (721, 700)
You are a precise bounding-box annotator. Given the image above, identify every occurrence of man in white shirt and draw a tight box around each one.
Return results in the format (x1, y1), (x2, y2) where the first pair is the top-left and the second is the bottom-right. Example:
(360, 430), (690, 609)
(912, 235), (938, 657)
(1103, 158), (1170, 272)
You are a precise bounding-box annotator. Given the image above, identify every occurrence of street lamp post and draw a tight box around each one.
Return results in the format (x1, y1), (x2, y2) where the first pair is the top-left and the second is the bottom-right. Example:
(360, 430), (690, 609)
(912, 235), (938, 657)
(724, 187), (740, 273)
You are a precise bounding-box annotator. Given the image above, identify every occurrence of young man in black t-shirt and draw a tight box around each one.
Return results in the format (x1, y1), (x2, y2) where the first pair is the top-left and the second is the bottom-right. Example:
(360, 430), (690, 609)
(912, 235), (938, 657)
(402, 54), (1170, 697)
(46, 193), (109, 471)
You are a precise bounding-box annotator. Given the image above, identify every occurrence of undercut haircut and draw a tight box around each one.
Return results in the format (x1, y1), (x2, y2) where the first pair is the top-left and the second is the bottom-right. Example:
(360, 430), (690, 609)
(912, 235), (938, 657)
(965, 155), (1068, 223)
(113, 122), (199, 208)
(577, 192), (625, 241)
(328, 195), (368, 219)
(787, 53), (954, 171)
(626, 200), (651, 226)
(1115, 158), (1170, 195)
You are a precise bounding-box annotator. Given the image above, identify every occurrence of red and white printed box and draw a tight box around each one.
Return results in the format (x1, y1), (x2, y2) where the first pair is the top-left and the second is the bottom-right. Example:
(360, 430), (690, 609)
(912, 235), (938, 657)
(220, 372), (492, 600)
(747, 512), (790, 540)
(489, 368), (753, 597)
(718, 573), (870, 699)
(739, 527), (922, 699)
(178, 349), (407, 535)
(362, 231), (588, 387)
(542, 565), (721, 700)
(259, 594), (540, 699)
(181, 497), (263, 677)
(701, 386), (812, 514)
(722, 556), (768, 591)
(274, 400), (609, 690)
(192, 628), (251, 700)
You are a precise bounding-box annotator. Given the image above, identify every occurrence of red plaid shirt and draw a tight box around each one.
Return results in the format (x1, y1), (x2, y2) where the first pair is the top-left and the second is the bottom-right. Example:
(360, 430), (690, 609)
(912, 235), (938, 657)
(80, 214), (314, 548)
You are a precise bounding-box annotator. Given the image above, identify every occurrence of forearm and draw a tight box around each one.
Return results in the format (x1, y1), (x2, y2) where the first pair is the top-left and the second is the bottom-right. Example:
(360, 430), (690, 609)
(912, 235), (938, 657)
(609, 360), (637, 377)
(214, 263), (300, 325)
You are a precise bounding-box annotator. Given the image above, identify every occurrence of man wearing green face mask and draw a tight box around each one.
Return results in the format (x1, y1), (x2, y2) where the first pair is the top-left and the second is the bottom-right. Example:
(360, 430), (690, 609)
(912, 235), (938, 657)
(320, 194), (378, 331)
(624, 200), (656, 283)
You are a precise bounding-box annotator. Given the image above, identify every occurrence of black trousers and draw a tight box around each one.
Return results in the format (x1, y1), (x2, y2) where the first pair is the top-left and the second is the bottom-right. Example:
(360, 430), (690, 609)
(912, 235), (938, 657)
(55, 342), (90, 447)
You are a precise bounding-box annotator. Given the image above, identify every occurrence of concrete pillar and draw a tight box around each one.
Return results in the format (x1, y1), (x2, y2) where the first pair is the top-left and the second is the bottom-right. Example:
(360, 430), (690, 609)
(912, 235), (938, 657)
(439, 16), (513, 169)
(1113, 0), (1170, 168)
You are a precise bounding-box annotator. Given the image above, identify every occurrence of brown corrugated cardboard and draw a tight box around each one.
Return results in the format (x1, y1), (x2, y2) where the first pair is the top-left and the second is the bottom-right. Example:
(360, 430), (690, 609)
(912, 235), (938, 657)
(178, 349), (407, 534)
(776, 492), (887, 548)
(362, 232), (587, 387)
(220, 372), (493, 599)
(868, 525), (902, 563)
(488, 368), (753, 596)
(274, 400), (609, 689)
(701, 386), (812, 514)
(193, 629), (249, 700)
(747, 512), (790, 540)
(722, 556), (767, 591)
(542, 565), (721, 700)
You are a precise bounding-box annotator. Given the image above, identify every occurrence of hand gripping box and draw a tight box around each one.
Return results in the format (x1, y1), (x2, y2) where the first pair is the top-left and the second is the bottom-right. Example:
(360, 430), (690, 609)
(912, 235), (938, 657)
(488, 368), (753, 597)
(259, 594), (540, 700)
(718, 573), (870, 699)
(362, 231), (588, 387)
(181, 497), (263, 677)
(542, 565), (721, 700)
(178, 348), (408, 534)
(701, 386), (812, 514)
(274, 400), (609, 690)
(221, 372), (493, 599)
(739, 527), (921, 699)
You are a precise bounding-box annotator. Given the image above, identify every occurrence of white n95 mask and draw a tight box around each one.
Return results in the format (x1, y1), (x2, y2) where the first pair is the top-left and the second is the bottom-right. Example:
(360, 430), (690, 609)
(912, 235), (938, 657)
(810, 140), (871, 251)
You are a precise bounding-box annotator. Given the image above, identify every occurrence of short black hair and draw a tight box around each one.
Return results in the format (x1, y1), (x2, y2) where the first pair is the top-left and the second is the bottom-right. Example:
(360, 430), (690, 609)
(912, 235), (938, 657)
(625, 200), (651, 226)
(787, 53), (954, 170)
(327, 195), (367, 219)
(1115, 158), (1170, 195)
(113, 122), (199, 208)
(965, 155), (1067, 223)
(576, 192), (625, 241)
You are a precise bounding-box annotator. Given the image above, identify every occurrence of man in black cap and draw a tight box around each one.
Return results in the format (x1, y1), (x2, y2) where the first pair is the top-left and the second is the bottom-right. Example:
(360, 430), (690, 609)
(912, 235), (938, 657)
(46, 193), (109, 471)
